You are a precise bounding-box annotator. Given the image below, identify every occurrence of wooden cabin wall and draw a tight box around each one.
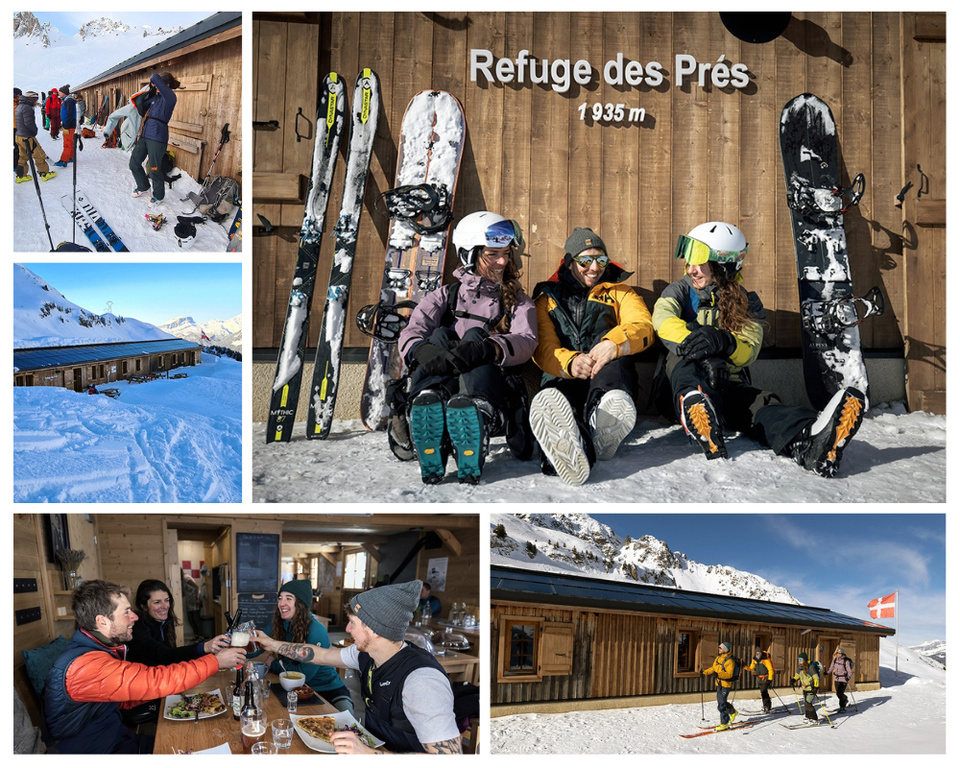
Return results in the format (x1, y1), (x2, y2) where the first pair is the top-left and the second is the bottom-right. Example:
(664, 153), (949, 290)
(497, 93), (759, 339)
(493, 602), (886, 705)
(253, 12), (945, 413)
(415, 524), (481, 617)
(97, 514), (167, 592)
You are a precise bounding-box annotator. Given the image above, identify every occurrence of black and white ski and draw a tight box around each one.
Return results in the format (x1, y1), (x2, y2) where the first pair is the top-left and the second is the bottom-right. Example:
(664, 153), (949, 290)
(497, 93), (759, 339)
(75, 189), (129, 252)
(266, 72), (347, 443)
(60, 195), (110, 252)
(306, 69), (380, 440)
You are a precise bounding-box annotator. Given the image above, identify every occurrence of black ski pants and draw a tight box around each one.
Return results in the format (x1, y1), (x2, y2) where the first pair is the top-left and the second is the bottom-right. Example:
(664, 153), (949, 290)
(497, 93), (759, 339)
(665, 355), (816, 454)
(130, 137), (167, 200)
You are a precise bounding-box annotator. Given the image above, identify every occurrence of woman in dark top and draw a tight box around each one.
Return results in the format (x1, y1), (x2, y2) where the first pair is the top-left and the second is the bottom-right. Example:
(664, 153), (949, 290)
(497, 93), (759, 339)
(127, 579), (229, 665)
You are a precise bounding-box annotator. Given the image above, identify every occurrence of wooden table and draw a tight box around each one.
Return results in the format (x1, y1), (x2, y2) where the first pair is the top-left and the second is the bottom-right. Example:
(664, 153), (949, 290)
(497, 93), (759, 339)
(435, 650), (479, 684)
(153, 670), (336, 754)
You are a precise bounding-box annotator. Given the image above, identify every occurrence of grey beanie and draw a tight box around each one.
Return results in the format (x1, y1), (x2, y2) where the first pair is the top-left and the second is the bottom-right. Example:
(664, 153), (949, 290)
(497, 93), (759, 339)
(564, 226), (607, 259)
(349, 580), (422, 642)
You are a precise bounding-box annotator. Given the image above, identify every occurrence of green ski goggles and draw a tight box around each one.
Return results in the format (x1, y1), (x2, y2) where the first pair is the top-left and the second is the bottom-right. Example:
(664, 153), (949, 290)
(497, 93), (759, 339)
(674, 234), (748, 266)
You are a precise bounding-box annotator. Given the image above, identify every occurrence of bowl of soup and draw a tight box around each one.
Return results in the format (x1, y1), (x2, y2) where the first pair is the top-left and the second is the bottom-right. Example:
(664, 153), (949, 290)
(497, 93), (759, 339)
(279, 671), (306, 691)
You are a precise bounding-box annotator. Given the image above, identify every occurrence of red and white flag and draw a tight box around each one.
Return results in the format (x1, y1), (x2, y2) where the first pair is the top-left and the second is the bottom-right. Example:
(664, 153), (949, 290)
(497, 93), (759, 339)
(868, 592), (896, 619)
(200, 330), (211, 341)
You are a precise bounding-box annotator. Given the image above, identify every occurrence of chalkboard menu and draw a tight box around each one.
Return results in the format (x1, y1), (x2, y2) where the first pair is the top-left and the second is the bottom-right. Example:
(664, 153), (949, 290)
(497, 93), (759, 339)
(236, 532), (280, 593)
(237, 592), (277, 631)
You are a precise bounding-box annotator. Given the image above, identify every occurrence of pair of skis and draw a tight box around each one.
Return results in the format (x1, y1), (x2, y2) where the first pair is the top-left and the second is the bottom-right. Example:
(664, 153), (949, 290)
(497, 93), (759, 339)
(60, 189), (129, 252)
(266, 69), (380, 443)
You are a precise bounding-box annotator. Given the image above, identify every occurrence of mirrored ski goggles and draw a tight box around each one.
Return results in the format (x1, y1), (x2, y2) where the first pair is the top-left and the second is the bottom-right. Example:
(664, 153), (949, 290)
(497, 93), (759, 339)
(572, 252), (611, 269)
(674, 234), (748, 266)
(484, 219), (523, 248)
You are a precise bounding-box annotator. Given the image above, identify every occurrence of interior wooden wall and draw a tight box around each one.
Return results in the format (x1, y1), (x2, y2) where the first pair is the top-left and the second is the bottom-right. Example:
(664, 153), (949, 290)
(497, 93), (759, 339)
(252, 12), (944, 413)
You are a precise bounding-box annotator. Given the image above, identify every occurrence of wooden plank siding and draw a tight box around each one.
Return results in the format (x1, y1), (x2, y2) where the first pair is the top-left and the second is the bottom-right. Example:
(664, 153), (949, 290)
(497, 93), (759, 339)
(253, 12), (944, 412)
(493, 601), (885, 706)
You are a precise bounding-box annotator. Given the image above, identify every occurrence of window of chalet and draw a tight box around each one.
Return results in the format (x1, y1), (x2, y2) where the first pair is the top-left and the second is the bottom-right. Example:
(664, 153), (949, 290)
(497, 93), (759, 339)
(676, 628), (701, 675)
(122, 360), (128, 375)
(497, 615), (574, 683)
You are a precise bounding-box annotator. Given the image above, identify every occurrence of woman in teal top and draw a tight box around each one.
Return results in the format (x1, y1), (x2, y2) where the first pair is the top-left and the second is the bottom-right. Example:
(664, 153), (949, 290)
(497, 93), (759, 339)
(256, 579), (353, 713)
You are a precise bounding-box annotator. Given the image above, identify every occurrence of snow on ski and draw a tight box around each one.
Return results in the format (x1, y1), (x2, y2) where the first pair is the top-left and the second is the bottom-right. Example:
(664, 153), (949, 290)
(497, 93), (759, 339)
(679, 723), (755, 738)
(75, 189), (129, 252)
(359, 90), (465, 431)
(266, 72), (346, 444)
(306, 69), (380, 440)
(60, 195), (109, 251)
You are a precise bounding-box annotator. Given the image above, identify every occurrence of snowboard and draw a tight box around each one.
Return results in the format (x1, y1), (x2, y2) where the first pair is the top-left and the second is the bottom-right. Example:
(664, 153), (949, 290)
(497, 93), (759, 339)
(265, 72), (347, 443)
(779, 93), (883, 410)
(306, 68), (380, 440)
(359, 90), (465, 431)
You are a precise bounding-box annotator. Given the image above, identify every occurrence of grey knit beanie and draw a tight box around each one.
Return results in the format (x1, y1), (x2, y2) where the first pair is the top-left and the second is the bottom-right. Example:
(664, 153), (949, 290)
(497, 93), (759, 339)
(349, 580), (422, 642)
(564, 226), (607, 260)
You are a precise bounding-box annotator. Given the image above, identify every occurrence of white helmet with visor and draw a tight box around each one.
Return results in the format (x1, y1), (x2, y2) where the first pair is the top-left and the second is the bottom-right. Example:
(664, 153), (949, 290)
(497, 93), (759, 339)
(453, 211), (524, 270)
(675, 221), (748, 272)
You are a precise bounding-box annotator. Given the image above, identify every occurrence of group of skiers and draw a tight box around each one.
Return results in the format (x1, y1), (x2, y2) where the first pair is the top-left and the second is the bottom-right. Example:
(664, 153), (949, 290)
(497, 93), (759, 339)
(14, 71), (179, 207)
(703, 643), (854, 731)
(388, 211), (868, 486)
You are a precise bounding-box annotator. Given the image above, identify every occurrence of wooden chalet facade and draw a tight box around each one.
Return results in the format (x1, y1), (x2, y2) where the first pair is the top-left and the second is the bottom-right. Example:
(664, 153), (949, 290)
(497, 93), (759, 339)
(13, 339), (201, 392)
(75, 12), (241, 185)
(491, 566), (895, 713)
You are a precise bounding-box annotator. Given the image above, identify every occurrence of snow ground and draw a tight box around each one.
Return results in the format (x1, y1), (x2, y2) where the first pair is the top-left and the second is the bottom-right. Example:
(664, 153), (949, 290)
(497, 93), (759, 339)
(15, 122), (234, 252)
(489, 639), (945, 754)
(251, 401), (945, 503)
(13, 354), (241, 502)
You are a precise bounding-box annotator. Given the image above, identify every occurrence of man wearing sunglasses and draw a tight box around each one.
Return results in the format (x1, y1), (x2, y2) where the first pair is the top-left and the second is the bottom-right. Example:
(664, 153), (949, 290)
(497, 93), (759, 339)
(529, 226), (654, 485)
(652, 221), (866, 477)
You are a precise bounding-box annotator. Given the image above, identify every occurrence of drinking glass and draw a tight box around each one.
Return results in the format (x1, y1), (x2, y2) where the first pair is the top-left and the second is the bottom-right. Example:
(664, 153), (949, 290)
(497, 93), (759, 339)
(287, 691), (298, 713)
(271, 718), (294, 750)
(252, 741), (278, 755)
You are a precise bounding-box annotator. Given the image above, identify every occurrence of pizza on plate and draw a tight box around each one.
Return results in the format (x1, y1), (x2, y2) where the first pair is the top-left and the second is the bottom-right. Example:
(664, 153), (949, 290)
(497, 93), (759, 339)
(298, 716), (337, 743)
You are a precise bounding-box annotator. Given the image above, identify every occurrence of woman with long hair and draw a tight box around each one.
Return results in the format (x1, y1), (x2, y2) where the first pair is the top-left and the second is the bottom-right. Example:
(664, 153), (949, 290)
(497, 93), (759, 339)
(254, 580), (353, 713)
(128, 578), (229, 665)
(653, 221), (866, 477)
(394, 211), (538, 485)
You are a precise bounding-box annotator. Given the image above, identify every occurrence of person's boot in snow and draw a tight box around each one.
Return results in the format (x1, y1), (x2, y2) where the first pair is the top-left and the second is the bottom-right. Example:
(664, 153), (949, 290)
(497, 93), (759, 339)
(446, 394), (494, 485)
(680, 388), (727, 459)
(589, 388), (636, 460)
(529, 388), (591, 486)
(409, 389), (448, 485)
(789, 387), (865, 477)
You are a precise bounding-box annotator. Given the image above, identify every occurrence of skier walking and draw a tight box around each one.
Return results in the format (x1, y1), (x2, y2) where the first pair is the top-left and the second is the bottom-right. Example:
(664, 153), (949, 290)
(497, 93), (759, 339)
(45, 87), (61, 139)
(745, 647), (776, 713)
(652, 221), (867, 477)
(529, 226), (654, 486)
(54, 85), (76, 167)
(702, 641), (740, 731)
(15, 91), (56, 183)
(395, 211), (537, 485)
(792, 652), (821, 722)
(826, 646), (854, 712)
(130, 71), (179, 206)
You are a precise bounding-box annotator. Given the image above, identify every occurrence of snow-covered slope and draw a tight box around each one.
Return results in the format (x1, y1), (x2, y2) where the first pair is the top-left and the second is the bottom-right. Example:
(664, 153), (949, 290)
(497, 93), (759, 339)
(490, 513), (801, 603)
(13, 264), (174, 348)
(909, 639), (946, 669)
(158, 315), (242, 352)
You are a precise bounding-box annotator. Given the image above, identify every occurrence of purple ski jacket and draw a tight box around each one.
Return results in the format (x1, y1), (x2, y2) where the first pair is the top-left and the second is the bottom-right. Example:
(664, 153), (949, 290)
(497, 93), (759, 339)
(398, 266), (537, 368)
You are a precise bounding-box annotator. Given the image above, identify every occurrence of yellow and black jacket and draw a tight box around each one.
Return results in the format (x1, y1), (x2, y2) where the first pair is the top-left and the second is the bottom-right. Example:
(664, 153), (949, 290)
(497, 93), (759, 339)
(533, 260), (654, 381)
(703, 652), (737, 689)
(746, 652), (776, 681)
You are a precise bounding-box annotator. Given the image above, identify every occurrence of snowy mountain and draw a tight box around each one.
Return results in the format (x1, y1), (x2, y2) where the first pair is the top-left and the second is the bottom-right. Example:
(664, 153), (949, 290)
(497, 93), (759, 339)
(13, 264), (175, 349)
(13, 12), (185, 93)
(491, 512), (801, 604)
(158, 315), (243, 353)
(909, 639), (946, 669)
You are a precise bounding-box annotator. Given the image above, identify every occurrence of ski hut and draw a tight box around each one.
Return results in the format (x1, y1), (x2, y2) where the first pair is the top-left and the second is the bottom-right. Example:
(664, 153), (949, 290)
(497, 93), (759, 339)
(13, 339), (201, 392)
(74, 12), (241, 184)
(491, 565), (895, 714)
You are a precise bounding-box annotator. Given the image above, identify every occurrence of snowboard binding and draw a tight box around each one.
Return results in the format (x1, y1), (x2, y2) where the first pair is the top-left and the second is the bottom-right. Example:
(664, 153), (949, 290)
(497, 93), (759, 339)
(356, 300), (418, 343)
(787, 172), (865, 218)
(376, 183), (453, 234)
(800, 286), (885, 336)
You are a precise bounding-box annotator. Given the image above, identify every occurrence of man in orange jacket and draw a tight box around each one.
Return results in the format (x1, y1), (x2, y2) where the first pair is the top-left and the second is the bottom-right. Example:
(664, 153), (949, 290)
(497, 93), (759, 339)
(43, 579), (247, 753)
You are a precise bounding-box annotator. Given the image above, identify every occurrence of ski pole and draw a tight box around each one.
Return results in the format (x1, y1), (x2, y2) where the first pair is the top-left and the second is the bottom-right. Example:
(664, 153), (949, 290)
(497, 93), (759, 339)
(772, 686), (789, 712)
(71, 129), (82, 244)
(848, 689), (858, 712)
(25, 139), (55, 250)
(793, 688), (803, 716)
(816, 693), (834, 726)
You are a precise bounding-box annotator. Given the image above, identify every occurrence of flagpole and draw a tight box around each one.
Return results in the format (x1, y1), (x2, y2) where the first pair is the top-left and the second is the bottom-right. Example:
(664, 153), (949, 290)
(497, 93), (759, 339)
(896, 589), (900, 676)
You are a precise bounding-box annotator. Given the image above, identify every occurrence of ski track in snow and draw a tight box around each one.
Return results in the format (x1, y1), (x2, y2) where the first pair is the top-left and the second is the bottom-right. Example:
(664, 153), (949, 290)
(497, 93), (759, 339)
(15, 123), (232, 252)
(251, 401), (945, 503)
(14, 356), (241, 502)
(489, 641), (945, 754)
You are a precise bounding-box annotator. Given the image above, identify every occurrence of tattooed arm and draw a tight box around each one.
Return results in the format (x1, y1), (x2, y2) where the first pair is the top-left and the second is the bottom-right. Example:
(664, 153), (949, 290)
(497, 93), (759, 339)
(253, 632), (343, 667)
(424, 737), (463, 754)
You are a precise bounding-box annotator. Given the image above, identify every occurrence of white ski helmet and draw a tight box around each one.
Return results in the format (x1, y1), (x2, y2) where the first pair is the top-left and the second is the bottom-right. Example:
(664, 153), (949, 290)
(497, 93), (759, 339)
(675, 221), (748, 272)
(452, 211), (524, 270)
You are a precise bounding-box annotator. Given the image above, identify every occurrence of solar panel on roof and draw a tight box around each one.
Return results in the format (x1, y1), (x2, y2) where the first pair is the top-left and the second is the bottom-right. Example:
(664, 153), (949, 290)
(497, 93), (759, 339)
(14, 339), (199, 371)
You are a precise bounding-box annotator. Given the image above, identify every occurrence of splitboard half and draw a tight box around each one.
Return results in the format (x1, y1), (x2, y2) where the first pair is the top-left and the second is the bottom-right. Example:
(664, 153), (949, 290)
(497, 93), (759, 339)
(306, 69), (380, 440)
(779, 93), (879, 410)
(265, 73), (346, 443)
(359, 90), (465, 431)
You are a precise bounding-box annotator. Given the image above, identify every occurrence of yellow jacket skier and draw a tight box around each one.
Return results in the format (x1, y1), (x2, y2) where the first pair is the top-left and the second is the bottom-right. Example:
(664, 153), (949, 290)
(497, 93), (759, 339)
(745, 648), (776, 713)
(702, 641), (739, 730)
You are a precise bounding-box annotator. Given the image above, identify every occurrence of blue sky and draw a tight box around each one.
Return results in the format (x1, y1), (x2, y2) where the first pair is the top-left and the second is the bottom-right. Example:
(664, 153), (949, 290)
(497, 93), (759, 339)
(591, 513), (946, 647)
(34, 12), (214, 37)
(23, 262), (242, 326)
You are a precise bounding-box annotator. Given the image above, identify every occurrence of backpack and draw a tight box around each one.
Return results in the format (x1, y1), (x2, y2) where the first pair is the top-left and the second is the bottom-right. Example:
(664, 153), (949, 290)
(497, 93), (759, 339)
(187, 176), (239, 222)
(808, 660), (823, 680)
(721, 653), (743, 682)
(131, 85), (155, 117)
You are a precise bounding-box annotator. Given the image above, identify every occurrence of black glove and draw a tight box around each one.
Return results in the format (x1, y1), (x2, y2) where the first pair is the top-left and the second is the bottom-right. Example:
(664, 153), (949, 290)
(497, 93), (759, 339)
(410, 342), (461, 377)
(696, 356), (730, 392)
(450, 338), (500, 370)
(679, 326), (736, 361)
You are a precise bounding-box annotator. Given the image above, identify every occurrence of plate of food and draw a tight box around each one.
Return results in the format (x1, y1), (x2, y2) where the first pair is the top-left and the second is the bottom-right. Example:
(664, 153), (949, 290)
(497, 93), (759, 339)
(292, 712), (384, 753)
(163, 689), (227, 720)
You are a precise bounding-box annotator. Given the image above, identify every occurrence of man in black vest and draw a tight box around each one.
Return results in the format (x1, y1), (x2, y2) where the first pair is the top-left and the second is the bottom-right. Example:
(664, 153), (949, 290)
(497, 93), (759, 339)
(254, 579), (461, 754)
